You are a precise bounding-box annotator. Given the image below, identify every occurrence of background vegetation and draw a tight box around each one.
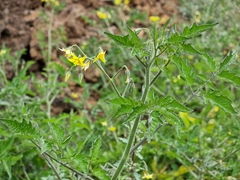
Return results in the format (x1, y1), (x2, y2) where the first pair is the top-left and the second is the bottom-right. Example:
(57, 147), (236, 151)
(0, 0), (239, 179)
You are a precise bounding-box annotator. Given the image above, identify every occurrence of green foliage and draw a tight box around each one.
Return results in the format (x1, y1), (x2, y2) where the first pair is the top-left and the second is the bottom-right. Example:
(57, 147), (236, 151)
(0, 1), (239, 179)
(205, 91), (236, 114)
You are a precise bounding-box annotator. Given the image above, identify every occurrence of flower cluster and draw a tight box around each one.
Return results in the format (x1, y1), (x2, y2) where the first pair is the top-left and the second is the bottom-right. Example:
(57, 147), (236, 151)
(97, 11), (108, 19)
(59, 46), (106, 82)
(59, 48), (89, 70)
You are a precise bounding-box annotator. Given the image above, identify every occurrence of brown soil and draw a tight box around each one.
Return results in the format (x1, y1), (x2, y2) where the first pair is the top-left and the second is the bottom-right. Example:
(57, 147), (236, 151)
(0, 0), (180, 116)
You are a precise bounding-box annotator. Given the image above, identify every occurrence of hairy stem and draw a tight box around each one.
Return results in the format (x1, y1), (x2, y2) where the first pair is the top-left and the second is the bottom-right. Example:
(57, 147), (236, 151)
(111, 65), (151, 180)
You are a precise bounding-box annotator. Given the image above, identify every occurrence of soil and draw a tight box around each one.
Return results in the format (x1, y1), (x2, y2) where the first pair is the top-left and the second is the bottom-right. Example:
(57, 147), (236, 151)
(0, 0), (180, 116)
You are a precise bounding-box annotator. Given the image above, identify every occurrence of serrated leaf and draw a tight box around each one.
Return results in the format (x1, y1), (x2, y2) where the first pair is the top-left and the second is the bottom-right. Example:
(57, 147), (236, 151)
(157, 109), (183, 137)
(181, 23), (218, 37)
(181, 44), (202, 55)
(92, 166), (110, 180)
(112, 105), (133, 119)
(159, 96), (191, 112)
(62, 135), (72, 146)
(49, 123), (64, 144)
(127, 27), (142, 48)
(219, 51), (236, 72)
(2, 159), (12, 178)
(172, 56), (195, 84)
(181, 60), (195, 84)
(205, 91), (237, 114)
(108, 97), (138, 106)
(124, 104), (148, 123)
(78, 159), (88, 174)
(0, 119), (39, 136)
(161, 18), (171, 37)
(39, 137), (50, 154)
(0, 137), (14, 158)
(90, 137), (102, 162)
(202, 53), (216, 71)
(76, 159), (88, 174)
(167, 33), (189, 44)
(218, 70), (240, 87)
(73, 138), (89, 157)
(148, 111), (163, 142)
(104, 32), (132, 47)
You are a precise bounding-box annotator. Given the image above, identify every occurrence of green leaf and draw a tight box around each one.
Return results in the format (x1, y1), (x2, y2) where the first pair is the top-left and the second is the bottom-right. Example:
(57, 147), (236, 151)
(105, 32), (132, 47)
(127, 27), (142, 48)
(157, 109), (183, 138)
(49, 123), (64, 144)
(124, 104), (148, 123)
(92, 166), (110, 180)
(79, 159), (88, 174)
(62, 135), (72, 146)
(39, 137), (50, 154)
(167, 33), (189, 44)
(108, 97), (138, 106)
(161, 18), (171, 37)
(0, 137), (14, 158)
(90, 137), (102, 162)
(181, 60), (195, 84)
(105, 27), (142, 49)
(172, 56), (195, 84)
(181, 23), (218, 37)
(0, 119), (39, 136)
(2, 159), (12, 178)
(148, 111), (163, 142)
(181, 44), (202, 55)
(112, 105), (133, 119)
(202, 53), (216, 71)
(75, 137), (90, 156)
(219, 51), (236, 72)
(218, 70), (240, 87)
(205, 91), (237, 114)
(159, 96), (191, 112)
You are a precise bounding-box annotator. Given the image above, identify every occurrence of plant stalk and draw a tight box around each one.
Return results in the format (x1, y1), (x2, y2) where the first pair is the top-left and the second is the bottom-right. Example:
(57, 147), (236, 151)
(111, 65), (151, 180)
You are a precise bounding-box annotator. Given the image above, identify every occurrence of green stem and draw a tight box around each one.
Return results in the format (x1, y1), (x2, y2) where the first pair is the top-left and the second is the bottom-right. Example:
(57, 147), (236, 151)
(31, 140), (94, 180)
(95, 61), (122, 97)
(111, 65), (151, 180)
(42, 153), (62, 180)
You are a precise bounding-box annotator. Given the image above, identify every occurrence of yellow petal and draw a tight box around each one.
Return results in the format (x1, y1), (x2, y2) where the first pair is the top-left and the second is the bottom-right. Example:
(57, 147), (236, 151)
(108, 126), (116, 132)
(94, 51), (106, 63)
(82, 61), (90, 71)
(97, 11), (107, 19)
(114, 0), (121, 5)
(149, 16), (160, 22)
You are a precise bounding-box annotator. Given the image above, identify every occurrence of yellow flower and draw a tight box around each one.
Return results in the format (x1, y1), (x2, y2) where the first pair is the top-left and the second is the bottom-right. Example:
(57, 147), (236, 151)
(124, 0), (130, 4)
(65, 71), (71, 82)
(59, 47), (72, 57)
(101, 121), (107, 126)
(142, 172), (153, 179)
(94, 51), (106, 63)
(149, 16), (160, 22)
(114, 0), (121, 5)
(214, 106), (219, 112)
(82, 61), (90, 71)
(0, 49), (6, 56)
(68, 54), (86, 67)
(97, 11), (107, 19)
(71, 93), (78, 99)
(108, 126), (116, 132)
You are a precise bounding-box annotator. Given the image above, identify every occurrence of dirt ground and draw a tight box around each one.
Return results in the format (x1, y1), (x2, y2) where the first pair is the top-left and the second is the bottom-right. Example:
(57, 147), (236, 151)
(0, 0), (180, 115)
